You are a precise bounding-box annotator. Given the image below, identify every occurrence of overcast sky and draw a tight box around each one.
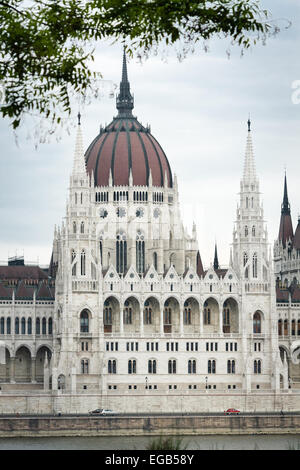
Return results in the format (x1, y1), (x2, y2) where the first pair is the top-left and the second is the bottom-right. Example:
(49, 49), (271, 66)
(0, 0), (300, 269)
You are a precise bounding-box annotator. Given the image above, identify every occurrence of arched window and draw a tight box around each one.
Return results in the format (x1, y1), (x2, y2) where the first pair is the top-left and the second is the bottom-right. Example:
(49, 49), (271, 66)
(153, 252), (158, 271)
(243, 253), (248, 267)
(80, 221), (84, 234)
(80, 310), (89, 333)
(204, 303), (210, 325)
(148, 359), (157, 374)
(284, 319), (288, 336)
(104, 305), (112, 325)
(245, 226), (248, 237)
(42, 317), (47, 335)
(123, 300), (132, 324)
(184, 306), (191, 325)
(168, 359), (176, 374)
(15, 317), (19, 335)
(254, 359), (262, 374)
(0, 317), (4, 335)
(252, 253), (258, 278)
(71, 250), (76, 276)
(48, 318), (53, 335)
(80, 250), (86, 276)
(144, 301), (152, 325)
(278, 319), (282, 336)
(6, 317), (11, 335)
(21, 317), (26, 335)
(188, 359), (196, 374)
(116, 232), (127, 274)
(136, 231), (145, 274)
(73, 221), (77, 234)
(227, 360), (236, 374)
(128, 359), (136, 374)
(81, 359), (89, 374)
(99, 238), (103, 265)
(208, 359), (216, 374)
(291, 319), (296, 336)
(252, 226), (256, 236)
(36, 317), (40, 335)
(108, 359), (117, 374)
(27, 317), (32, 335)
(253, 311), (261, 334)
(164, 304), (172, 325)
(223, 302), (230, 327)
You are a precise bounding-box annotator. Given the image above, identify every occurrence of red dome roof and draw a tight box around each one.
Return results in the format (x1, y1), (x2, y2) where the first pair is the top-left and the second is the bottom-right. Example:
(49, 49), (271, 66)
(85, 50), (172, 188)
(85, 117), (172, 188)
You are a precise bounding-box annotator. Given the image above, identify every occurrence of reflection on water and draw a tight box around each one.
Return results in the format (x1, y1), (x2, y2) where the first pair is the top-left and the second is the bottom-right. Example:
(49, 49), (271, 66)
(0, 434), (299, 450)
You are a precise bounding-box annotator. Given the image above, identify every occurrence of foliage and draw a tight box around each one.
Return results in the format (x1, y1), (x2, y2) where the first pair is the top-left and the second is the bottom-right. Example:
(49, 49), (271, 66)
(146, 435), (187, 450)
(0, 1), (281, 132)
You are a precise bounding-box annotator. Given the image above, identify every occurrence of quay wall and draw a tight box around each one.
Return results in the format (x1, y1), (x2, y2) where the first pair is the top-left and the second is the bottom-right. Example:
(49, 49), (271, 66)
(0, 414), (299, 437)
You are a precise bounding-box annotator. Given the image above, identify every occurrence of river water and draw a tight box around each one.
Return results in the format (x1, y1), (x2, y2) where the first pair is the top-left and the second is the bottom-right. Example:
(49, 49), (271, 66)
(0, 434), (299, 450)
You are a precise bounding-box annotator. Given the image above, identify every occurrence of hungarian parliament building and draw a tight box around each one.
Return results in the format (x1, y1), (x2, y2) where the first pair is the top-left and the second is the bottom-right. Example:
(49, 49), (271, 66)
(0, 51), (299, 413)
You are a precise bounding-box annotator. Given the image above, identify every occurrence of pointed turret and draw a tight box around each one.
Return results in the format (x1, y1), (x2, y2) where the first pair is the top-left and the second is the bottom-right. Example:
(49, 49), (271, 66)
(213, 243), (219, 271)
(72, 113), (86, 175)
(243, 117), (257, 183)
(278, 173), (293, 248)
(116, 47), (134, 117)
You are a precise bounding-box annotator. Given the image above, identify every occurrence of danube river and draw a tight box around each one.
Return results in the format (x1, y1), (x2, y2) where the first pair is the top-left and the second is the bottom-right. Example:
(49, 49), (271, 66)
(0, 434), (299, 450)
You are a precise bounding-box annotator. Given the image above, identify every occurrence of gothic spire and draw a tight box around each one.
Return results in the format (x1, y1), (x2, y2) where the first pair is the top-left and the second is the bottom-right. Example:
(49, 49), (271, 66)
(213, 243), (219, 271)
(281, 171), (290, 215)
(116, 47), (134, 117)
(278, 172), (294, 247)
(243, 117), (257, 182)
(72, 117), (86, 175)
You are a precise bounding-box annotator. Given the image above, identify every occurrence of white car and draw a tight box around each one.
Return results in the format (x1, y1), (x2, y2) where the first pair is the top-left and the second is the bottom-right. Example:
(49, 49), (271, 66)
(89, 408), (115, 416)
(100, 409), (115, 415)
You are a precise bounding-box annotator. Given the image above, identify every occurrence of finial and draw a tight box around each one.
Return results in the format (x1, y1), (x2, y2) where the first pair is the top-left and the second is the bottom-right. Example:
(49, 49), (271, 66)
(116, 46), (134, 117)
(247, 114), (251, 132)
(77, 111), (81, 126)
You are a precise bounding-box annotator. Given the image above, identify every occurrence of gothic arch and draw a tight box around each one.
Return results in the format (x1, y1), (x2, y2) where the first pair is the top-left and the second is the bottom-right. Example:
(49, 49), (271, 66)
(222, 297), (239, 334)
(202, 297), (220, 333)
(143, 296), (161, 334)
(183, 297), (200, 334)
(103, 296), (120, 333)
(123, 296), (140, 334)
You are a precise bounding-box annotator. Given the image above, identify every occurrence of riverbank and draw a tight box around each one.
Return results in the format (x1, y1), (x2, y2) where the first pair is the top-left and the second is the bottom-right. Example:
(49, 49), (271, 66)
(0, 414), (299, 437)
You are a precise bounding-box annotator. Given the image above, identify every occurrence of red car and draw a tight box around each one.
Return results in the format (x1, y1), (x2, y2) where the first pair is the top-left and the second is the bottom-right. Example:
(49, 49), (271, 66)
(224, 408), (240, 415)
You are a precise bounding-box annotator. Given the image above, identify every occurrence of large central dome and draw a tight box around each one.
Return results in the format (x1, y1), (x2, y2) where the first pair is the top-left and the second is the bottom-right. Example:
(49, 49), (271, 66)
(85, 50), (172, 188)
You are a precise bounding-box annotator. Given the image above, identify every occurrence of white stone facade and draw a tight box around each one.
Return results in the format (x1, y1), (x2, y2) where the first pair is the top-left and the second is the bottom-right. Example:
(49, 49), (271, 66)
(0, 65), (299, 414)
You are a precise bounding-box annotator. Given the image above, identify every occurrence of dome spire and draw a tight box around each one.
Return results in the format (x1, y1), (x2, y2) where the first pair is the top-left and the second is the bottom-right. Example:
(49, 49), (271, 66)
(116, 47), (134, 117)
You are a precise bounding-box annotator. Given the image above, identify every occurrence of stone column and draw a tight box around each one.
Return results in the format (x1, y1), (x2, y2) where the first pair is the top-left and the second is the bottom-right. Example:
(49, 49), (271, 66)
(31, 357), (36, 383)
(199, 307), (203, 335)
(160, 310), (164, 335)
(120, 308), (124, 335)
(10, 357), (15, 383)
(219, 304), (223, 335)
(140, 307), (144, 336)
(179, 306), (184, 336)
